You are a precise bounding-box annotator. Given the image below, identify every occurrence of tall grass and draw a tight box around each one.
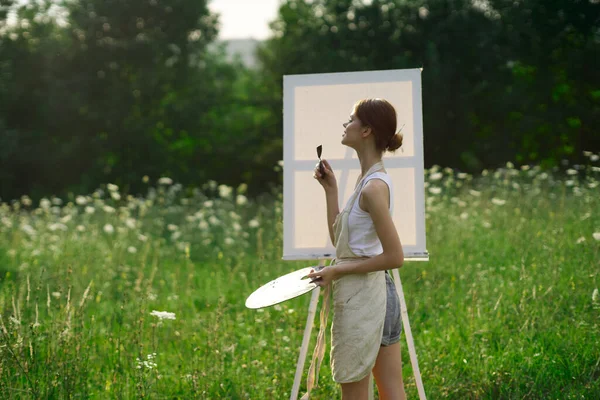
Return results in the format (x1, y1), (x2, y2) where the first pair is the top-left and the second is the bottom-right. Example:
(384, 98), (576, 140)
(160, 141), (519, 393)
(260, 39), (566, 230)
(0, 156), (599, 399)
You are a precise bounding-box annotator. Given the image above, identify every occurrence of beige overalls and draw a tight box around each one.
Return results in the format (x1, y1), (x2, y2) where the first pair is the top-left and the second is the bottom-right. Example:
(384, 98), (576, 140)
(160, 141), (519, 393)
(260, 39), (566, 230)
(330, 161), (387, 383)
(304, 162), (388, 398)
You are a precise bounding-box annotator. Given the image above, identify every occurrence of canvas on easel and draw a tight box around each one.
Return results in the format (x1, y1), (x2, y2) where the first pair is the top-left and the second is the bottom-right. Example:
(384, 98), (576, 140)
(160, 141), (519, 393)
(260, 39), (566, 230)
(283, 69), (428, 400)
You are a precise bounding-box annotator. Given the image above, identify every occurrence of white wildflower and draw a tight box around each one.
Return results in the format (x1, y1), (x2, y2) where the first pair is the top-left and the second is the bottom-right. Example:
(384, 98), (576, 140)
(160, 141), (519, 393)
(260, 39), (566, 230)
(208, 215), (220, 225)
(236, 194), (248, 206)
(429, 172), (443, 181)
(138, 234), (148, 242)
(136, 353), (158, 370)
(127, 246), (137, 254)
(428, 187), (442, 195)
(232, 222), (242, 232)
(198, 220), (209, 230)
(506, 161), (514, 169)
(51, 197), (63, 206)
(125, 218), (136, 229)
(249, 219), (260, 228)
(491, 198), (506, 206)
(457, 172), (468, 179)
(565, 180), (575, 187)
(593, 232), (600, 241)
(76, 225), (86, 232)
(482, 221), (492, 228)
(583, 151), (593, 157)
(103, 224), (114, 234)
(21, 224), (36, 236)
(107, 183), (119, 192)
(207, 180), (218, 190)
(110, 192), (121, 201)
(20, 195), (32, 206)
(75, 196), (88, 205)
(278, 160), (284, 167)
(167, 224), (178, 231)
(60, 214), (72, 224)
(224, 237), (235, 245)
(566, 169), (578, 176)
(52, 292), (61, 298)
(591, 154), (600, 162)
(460, 212), (469, 220)
(48, 223), (68, 232)
(203, 200), (213, 208)
(1, 217), (13, 228)
(218, 184), (232, 198)
(469, 189), (481, 197)
(85, 206), (95, 214)
(158, 177), (173, 185)
(39, 198), (51, 209)
(593, 288), (599, 302)
(150, 310), (176, 320)
(103, 205), (116, 213)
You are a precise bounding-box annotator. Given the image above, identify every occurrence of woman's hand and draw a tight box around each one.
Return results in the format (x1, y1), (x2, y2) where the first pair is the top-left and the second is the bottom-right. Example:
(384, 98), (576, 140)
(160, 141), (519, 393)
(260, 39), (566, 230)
(306, 265), (341, 287)
(313, 159), (337, 193)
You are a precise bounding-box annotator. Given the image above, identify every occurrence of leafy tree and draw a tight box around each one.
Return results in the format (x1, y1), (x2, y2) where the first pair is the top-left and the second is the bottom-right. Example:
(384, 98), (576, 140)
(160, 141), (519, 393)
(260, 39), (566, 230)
(257, 0), (600, 171)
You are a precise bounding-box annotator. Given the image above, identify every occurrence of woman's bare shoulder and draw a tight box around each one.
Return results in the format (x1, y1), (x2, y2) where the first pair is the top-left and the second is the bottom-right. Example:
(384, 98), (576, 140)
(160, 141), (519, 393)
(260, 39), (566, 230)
(360, 179), (390, 211)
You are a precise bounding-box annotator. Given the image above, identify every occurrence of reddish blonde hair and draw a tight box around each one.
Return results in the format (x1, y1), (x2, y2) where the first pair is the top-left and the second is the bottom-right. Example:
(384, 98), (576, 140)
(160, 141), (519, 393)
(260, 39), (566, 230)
(353, 98), (403, 152)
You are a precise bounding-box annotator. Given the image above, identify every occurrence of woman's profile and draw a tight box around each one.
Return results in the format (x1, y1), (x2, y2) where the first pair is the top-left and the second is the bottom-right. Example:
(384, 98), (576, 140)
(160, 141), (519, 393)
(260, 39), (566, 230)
(306, 98), (406, 400)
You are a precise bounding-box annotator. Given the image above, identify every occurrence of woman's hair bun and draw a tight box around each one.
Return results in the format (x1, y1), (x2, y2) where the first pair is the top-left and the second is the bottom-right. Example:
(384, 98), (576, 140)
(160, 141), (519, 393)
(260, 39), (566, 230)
(386, 132), (403, 152)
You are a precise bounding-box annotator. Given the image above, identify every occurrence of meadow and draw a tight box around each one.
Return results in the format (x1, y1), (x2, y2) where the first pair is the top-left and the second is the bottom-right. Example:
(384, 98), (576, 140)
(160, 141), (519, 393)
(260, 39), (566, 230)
(0, 155), (599, 399)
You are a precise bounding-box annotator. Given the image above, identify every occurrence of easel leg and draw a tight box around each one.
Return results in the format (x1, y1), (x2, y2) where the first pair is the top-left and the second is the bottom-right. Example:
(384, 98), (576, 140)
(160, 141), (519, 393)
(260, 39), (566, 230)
(391, 268), (427, 400)
(290, 259), (326, 400)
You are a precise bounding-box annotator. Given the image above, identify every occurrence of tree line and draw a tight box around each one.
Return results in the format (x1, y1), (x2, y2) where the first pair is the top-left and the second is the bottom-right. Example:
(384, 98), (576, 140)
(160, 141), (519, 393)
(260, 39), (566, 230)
(1, 0), (598, 201)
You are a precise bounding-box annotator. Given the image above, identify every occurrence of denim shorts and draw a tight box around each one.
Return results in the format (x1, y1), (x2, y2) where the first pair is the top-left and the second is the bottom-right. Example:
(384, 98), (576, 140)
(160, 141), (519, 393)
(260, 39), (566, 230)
(381, 271), (402, 346)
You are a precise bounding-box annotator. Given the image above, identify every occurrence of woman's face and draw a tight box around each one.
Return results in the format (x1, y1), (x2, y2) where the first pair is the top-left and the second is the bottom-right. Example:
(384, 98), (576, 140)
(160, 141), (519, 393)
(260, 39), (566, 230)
(341, 112), (364, 147)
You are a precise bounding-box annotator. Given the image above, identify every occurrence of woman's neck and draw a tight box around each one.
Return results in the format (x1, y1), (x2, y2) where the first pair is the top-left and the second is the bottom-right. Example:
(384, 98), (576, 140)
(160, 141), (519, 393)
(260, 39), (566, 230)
(357, 151), (383, 177)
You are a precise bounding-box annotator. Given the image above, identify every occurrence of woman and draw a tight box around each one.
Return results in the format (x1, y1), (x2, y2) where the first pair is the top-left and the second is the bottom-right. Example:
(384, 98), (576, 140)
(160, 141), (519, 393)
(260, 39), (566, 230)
(306, 98), (406, 400)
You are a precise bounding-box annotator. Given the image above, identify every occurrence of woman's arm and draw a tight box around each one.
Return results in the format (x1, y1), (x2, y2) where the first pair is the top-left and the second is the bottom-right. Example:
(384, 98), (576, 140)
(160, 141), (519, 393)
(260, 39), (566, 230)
(307, 179), (403, 285)
(324, 188), (340, 245)
(314, 159), (339, 245)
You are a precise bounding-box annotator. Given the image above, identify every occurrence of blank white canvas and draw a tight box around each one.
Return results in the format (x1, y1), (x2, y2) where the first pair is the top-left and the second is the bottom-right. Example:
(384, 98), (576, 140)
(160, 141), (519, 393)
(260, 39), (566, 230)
(283, 69), (428, 260)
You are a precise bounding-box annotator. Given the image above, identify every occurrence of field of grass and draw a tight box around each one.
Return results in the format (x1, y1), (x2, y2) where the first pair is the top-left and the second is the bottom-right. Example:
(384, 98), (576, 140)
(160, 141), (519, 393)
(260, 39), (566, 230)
(1, 157), (599, 399)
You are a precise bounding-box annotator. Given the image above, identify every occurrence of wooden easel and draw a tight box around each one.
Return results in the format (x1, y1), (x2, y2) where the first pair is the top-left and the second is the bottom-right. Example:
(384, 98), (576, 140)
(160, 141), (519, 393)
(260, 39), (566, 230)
(289, 263), (427, 400)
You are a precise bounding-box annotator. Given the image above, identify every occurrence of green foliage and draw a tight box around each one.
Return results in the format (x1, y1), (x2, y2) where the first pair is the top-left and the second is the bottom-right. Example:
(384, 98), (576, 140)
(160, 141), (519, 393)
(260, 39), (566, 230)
(0, 160), (599, 398)
(257, 0), (600, 171)
(0, 0), (599, 202)
(0, 0), (279, 202)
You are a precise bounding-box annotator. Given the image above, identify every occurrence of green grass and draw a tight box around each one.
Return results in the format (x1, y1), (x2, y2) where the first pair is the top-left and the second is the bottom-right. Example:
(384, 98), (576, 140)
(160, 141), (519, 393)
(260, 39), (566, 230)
(0, 161), (599, 399)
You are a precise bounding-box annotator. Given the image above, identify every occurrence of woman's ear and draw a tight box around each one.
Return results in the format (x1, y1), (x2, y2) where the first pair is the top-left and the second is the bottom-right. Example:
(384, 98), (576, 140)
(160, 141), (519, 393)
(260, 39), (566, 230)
(362, 125), (372, 138)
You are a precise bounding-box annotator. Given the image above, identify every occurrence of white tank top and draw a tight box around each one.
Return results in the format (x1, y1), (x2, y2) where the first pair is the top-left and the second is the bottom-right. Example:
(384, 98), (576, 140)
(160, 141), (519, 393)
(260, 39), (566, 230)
(348, 172), (393, 257)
